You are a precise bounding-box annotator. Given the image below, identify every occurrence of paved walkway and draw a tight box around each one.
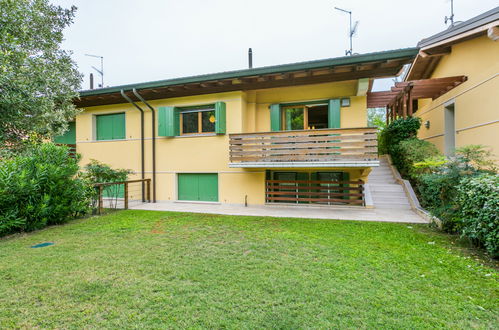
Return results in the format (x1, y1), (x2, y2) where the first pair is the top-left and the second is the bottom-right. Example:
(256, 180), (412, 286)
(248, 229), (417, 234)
(131, 202), (426, 223)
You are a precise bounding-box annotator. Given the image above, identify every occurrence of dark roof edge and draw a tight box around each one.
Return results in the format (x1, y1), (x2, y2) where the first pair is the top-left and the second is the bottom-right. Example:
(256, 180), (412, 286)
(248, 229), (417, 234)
(418, 6), (499, 48)
(79, 47), (418, 97)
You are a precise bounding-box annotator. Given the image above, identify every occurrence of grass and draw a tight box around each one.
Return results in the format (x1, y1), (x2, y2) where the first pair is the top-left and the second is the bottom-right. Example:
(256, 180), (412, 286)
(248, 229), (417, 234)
(0, 211), (497, 329)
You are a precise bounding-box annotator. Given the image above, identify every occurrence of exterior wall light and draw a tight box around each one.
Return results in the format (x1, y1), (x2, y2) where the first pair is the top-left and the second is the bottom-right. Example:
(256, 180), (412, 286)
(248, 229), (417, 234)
(425, 120), (430, 129)
(340, 98), (350, 107)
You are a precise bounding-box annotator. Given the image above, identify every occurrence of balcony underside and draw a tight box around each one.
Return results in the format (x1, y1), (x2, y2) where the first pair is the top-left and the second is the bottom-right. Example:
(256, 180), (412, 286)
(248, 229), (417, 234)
(229, 160), (379, 168)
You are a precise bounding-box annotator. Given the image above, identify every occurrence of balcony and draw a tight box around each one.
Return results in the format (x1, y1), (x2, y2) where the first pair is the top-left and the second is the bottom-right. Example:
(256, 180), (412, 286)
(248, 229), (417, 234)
(229, 127), (378, 168)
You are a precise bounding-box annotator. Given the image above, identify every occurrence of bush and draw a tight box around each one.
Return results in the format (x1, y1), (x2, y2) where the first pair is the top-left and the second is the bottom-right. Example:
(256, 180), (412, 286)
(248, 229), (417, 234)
(0, 143), (91, 236)
(457, 173), (499, 257)
(378, 116), (421, 161)
(394, 138), (441, 179)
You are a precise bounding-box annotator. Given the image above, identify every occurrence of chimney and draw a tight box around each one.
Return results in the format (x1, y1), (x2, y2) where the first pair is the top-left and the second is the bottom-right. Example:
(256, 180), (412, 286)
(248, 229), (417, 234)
(89, 73), (94, 89)
(248, 48), (253, 69)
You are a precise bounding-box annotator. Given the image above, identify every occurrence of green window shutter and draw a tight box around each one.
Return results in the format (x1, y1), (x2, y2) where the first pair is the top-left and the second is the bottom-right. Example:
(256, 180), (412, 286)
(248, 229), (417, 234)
(214, 102), (226, 134)
(269, 104), (281, 131)
(96, 115), (113, 140)
(54, 122), (76, 144)
(328, 99), (341, 128)
(113, 113), (126, 139)
(158, 106), (179, 137)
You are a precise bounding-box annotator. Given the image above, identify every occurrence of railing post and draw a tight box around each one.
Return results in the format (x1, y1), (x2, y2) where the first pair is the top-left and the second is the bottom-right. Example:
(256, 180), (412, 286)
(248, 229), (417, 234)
(124, 182), (129, 210)
(146, 179), (151, 202)
(98, 185), (103, 215)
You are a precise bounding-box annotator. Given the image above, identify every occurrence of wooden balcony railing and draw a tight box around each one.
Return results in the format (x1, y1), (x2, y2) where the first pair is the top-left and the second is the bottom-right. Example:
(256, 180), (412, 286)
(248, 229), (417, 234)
(229, 127), (378, 165)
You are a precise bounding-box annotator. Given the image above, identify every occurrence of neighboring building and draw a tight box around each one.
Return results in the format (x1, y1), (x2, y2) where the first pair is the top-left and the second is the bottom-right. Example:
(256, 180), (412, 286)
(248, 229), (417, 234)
(60, 49), (418, 206)
(407, 7), (499, 157)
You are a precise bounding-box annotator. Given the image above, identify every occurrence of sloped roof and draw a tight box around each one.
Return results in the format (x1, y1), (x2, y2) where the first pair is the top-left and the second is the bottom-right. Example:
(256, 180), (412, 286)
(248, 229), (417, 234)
(76, 48), (418, 107)
(418, 6), (499, 48)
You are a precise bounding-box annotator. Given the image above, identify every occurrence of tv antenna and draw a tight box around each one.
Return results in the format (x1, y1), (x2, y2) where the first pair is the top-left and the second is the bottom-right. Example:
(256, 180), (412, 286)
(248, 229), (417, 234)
(85, 54), (104, 87)
(335, 7), (359, 56)
(444, 0), (455, 26)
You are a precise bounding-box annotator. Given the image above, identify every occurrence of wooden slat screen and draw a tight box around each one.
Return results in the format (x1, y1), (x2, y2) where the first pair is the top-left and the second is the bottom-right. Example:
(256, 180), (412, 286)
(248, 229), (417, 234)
(229, 127), (378, 163)
(266, 179), (365, 206)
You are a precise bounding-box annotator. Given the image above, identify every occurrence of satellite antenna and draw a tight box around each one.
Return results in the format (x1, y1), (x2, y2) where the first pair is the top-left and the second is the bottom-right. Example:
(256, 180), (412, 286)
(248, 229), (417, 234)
(444, 0), (455, 27)
(335, 7), (359, 56)
(85, 54), (104, 87)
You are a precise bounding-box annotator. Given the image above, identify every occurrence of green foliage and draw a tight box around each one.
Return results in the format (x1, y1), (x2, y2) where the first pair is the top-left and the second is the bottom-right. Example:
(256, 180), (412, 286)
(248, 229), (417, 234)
(82, 160), (132, 205)
(367, 108), (386, 128)
(82, 159), (131, 184)
(0, 0), (82, 152)
(0, 143), (90, 235)
(457, 174), (499, 257)
(454, 145), (497, 172)
(378, 116), (421, 156)
(394, 138), (441, 179)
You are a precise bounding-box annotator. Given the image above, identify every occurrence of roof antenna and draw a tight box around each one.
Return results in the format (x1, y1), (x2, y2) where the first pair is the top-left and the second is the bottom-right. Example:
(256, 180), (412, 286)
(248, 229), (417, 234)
(335, 7), (359, 56)
(444, 0), (455, 27)
(85, 54), (104, 88)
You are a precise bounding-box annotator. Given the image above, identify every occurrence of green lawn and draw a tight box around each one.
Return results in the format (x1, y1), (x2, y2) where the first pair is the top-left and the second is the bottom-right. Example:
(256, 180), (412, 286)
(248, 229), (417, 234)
(0, 211), (497, 328)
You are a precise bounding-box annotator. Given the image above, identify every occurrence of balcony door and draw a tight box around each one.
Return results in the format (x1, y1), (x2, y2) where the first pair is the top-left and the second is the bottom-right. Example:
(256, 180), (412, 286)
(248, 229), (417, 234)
(282, 104), (328, 131)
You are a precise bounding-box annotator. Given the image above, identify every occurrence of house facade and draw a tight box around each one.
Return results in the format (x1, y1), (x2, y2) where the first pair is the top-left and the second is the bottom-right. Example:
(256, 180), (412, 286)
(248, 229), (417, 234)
(407, 7), (499, 158)
(63, 49), (417, 206)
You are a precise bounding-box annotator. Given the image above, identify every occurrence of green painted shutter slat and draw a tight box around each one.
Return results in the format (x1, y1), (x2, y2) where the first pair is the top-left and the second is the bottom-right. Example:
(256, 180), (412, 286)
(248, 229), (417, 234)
(158, 106), (178, 137)
(328, 99), (341, 128)
(270, 104), (281, 131)
(198, 174), (219, 202)
(96, 115), (113, 140)
(214, 102), (226, 134)
(96, 113), (125, 140)
(113, 113), (126, 139)
(54, 122), (76, 144)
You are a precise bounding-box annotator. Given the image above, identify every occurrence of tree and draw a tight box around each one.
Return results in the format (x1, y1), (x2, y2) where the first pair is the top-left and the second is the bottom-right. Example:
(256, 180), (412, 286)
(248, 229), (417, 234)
(367, 107), (386, 129)
(0, 0), (81, 151)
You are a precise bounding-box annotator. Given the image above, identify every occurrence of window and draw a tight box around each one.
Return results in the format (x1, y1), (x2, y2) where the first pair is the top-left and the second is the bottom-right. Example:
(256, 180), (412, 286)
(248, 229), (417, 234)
(282, 104), (329, 130)
(158, 102), (226, 137)
(270, 99), (340, 131)
(96, 113), (125, 140)
(180, 108), (216, 135)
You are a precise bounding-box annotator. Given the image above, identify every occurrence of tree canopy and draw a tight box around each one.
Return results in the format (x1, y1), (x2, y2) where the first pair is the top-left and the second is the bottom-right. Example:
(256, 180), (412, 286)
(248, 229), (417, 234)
(0, 0), (81, 151)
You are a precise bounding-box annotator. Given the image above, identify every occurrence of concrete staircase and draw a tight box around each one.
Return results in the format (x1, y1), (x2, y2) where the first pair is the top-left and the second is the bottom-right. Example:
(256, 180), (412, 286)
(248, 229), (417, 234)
(368, 157), (412, 210)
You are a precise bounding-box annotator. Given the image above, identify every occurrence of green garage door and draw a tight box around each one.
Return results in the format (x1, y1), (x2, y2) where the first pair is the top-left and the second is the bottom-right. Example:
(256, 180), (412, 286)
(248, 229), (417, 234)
(178, 173), (218, 202)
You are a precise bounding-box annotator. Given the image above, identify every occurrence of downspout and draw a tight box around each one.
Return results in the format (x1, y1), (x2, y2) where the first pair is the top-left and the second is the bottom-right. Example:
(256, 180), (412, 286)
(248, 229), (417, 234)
(132, 88), (156, 203)
(120, 89), (145, 202)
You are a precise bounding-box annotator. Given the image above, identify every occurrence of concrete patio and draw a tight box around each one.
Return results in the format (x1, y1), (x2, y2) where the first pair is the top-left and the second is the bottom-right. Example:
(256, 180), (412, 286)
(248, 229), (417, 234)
(131, 202), (427, 223)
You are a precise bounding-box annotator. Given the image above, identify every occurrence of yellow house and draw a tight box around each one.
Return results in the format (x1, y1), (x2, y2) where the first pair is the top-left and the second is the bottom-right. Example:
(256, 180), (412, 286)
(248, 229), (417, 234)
(369, 7), (498, 158)
(66, 49), (417, 206)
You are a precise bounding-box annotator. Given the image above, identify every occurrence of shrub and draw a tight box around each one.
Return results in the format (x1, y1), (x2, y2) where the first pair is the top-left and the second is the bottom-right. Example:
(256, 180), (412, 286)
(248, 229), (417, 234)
(457, 173), (499, 257)
(378, 116), (421, 162)
(82, 160), (132, 207)
(394, 138), (441, 179)
(0, 143), (91, 236)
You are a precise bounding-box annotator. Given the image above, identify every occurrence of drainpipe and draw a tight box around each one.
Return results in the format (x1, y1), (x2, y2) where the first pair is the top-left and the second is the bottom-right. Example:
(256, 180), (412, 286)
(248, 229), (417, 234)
(132, 88), (156, 203)
(120, 89), (146, 202)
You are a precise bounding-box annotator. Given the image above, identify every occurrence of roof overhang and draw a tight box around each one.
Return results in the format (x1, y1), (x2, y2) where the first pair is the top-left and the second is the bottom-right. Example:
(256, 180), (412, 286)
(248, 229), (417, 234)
(407, 6), (499, 80)
(75, 48), (418, 108)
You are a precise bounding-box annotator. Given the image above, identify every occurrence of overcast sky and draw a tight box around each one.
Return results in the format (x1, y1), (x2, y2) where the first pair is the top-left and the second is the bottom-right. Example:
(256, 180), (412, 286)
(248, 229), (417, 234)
(52, 0), (498, 92)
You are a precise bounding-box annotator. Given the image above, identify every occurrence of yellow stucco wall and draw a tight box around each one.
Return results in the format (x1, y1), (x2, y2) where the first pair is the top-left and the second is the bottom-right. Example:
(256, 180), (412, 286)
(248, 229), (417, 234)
(76, 81), (371, 204)
(415, 35), (499, 160)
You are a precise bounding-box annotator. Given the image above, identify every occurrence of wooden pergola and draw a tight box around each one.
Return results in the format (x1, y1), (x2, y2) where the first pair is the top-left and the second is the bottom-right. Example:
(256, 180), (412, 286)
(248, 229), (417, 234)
(367, 75), (467, 124)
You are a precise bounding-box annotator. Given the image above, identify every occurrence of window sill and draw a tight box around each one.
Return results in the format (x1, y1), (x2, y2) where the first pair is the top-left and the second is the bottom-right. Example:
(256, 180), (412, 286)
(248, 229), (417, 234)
(93, 138), (127, 142)
(174, 133), (219, 138)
